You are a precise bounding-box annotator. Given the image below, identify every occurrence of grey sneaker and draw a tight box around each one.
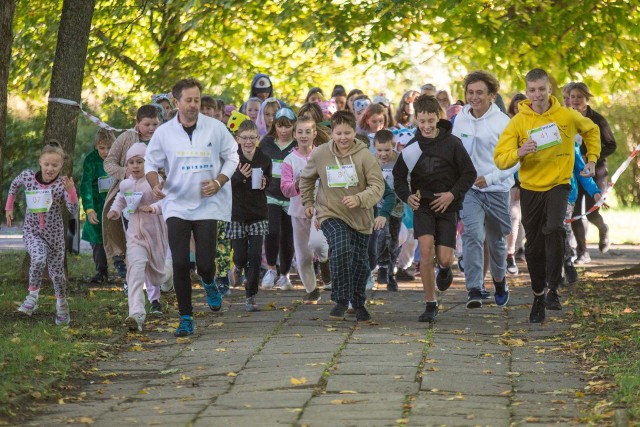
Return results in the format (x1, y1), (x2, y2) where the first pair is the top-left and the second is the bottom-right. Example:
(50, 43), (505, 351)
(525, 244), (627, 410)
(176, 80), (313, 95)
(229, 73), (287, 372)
(149, 300), (163, 315)
(246, 297), (260, 312)
(303, 288), (321, 304)
(125, 314), (145, 332)
(55, 298), (70, 326)
(18, 293), (39, 316)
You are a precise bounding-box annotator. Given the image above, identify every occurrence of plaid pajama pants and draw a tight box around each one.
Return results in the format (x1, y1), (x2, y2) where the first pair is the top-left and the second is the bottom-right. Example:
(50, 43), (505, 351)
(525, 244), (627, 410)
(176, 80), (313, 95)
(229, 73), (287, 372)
(320, 218), (370, 308)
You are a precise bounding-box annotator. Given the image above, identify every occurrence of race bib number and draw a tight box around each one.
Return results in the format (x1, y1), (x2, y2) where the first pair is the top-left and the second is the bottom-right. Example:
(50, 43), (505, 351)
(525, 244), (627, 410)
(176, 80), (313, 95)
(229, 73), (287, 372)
(528, 122), (562, 150)
(25, 189), (53, 213)
(124, 191), (144, 213)
(98, 176), (114, 193)
(272, 160), (283, 178)
(326, 164), (359, 188)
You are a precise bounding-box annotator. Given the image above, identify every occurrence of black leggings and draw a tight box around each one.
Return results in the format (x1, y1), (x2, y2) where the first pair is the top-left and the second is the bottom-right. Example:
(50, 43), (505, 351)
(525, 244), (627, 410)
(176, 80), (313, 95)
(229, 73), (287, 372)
(167, 217), (218, 316)
(231, 235), (264, 297)
(265, 204), (294, 275)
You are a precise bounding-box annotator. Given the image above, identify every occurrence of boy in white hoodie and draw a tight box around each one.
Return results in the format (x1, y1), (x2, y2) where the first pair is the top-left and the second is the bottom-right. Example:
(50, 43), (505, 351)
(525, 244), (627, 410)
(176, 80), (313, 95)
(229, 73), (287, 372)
(452, 71), (519, 309)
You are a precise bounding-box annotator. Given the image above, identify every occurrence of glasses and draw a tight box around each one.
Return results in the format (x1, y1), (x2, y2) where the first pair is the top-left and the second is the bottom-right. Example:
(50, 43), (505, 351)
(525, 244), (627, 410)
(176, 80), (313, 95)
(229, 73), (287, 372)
(238, 135), (259, 142)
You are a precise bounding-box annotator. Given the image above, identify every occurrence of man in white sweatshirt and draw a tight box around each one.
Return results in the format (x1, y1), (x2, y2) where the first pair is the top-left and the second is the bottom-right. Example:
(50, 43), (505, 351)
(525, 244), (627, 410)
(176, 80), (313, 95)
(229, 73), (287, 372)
(145, 78), (239, 337)
(452, 71), (519, 309)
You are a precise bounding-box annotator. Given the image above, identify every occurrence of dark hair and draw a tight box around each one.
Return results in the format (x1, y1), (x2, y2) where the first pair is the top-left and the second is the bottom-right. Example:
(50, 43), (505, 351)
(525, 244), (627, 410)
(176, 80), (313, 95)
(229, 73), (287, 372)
(464, 70), (500, 95)
(569, 82), (594, 101)
(136, 104), (160, 122)
(330, 111), (357, 131)
(331, 85), (347, 98)
(374, 129), (394, 145)
(201, 95), (215, 108)
(346, 89), (364, 112)
(171, 78), (203, 100)
(298, 102), (324, 123)
(413, 95), (441, 115)
(507, 93), (527, 117)
(266, 115), (296, 138)
(237, 119), (258, 135)
(525, 68), (549, 83)
(304, 87), (324, 103)
(95, 128), (115, 146)
(358, 103), (387, 131)
(395, 90), (419, 125)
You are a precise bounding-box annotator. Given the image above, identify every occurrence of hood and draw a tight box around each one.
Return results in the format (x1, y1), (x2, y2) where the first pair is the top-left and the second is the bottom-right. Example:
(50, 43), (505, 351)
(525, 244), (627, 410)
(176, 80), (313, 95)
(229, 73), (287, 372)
(517, 95), (563, 118)
(414, 119), (453, 144)
(250, 73), (273, 98)
(328, 138), (368, 158)
(459, 102), (503, 121)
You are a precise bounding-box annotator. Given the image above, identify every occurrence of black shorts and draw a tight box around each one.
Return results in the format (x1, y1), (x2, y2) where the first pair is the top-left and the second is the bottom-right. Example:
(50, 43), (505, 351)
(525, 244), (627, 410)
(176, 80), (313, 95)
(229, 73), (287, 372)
(413, 209), (458, 248)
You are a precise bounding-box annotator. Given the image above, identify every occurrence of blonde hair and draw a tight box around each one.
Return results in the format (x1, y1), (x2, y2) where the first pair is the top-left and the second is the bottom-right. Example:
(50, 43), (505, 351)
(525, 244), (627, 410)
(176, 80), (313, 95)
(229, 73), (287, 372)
(41, 140), (67, 161)
(95, 129), (115, 146)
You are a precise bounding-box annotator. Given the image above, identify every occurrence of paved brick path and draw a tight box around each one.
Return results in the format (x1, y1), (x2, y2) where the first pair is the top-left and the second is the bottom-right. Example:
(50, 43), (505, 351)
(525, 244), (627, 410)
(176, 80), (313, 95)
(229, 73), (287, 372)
(22, 246), (639, 426)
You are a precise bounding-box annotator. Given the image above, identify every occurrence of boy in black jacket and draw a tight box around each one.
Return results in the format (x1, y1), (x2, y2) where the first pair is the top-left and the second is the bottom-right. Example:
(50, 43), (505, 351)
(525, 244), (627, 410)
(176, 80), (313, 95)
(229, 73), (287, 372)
(227, 120), (272, 312)
(393, 95), (476, 323)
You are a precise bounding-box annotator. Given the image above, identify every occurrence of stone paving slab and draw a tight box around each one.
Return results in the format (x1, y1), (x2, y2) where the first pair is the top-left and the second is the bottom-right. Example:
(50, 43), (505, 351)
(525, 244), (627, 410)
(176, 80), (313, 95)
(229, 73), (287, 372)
(21, 248), (637, 426)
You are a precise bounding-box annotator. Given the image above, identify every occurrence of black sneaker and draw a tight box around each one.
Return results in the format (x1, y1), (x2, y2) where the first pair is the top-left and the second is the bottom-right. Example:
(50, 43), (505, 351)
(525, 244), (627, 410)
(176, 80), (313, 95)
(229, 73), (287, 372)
(506, 256), (518, 275)
(355, 306), (372, 323)
(457, 256), (464, 273)
(515, 248), (526, 262)
(303, 288), (321, 304)
(599, 224), (610, 254)
(418, 302), (438, 323)
(466, 289), (482, 308)
(90, 272), (107, 284)
(565, 260), (579, 284)
(545, 289), (562, 310)
(329, 303), (348, 320)
(480, 288), (491, 299)
(436, 267), (453, 291)
(529, 294), (546, 323)
(377, 267), (388, 284)
(149, 300), (163, 315)
(387, 273), (398, 292)
(396, 268), (415, 281)
(115, 263), (127, 279)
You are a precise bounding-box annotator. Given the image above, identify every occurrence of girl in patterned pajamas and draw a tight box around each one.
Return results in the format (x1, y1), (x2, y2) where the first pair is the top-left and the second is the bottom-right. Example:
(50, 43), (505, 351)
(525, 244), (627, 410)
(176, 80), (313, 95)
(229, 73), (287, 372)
(5, 142), (79, 325)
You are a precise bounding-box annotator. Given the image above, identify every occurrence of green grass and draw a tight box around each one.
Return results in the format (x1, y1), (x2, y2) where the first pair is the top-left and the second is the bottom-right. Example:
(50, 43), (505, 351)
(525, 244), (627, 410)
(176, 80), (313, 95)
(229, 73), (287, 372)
(585, 206), (640, 245)
(0, 251), (129, 417)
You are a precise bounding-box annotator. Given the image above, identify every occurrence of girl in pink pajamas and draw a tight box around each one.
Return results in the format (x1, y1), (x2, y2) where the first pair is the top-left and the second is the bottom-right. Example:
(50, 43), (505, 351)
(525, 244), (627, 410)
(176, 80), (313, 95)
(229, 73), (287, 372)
(107, 143), (169, 332)
(5, 142), (79, 325)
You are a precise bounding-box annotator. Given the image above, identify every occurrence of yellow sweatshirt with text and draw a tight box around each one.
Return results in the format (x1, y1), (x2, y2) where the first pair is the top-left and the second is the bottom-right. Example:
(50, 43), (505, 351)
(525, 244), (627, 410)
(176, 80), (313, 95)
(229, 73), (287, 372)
(494, 96), (600, 192)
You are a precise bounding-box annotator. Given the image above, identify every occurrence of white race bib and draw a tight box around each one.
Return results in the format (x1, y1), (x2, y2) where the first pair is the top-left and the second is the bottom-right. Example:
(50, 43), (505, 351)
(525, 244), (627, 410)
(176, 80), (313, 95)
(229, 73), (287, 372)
(382, 168), (394, 187)
(124, 191), (144, 213)
(272, 160), (283, 178)
(326, 164), (359, 188)
(98, 176), (114, 193)
(528, 122), (562, 150)
(25, 189), (53, 213)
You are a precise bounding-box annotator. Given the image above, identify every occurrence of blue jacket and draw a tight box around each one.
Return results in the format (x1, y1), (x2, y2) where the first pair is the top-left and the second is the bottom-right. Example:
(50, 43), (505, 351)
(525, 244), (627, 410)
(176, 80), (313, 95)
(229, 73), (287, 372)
(570, 143), (601, 204)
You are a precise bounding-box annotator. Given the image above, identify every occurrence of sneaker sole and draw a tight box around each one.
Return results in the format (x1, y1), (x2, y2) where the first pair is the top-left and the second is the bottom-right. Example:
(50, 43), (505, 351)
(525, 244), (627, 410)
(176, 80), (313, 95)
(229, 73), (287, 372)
(329, 314), (346, 320)
(466, 299), (482, 309)
(303, 299), (320, 305)
(418, 317), (437, 323)
(495, 292), (510, 307)
(18, 306), (37, 316)
(125, 317), (142, 332)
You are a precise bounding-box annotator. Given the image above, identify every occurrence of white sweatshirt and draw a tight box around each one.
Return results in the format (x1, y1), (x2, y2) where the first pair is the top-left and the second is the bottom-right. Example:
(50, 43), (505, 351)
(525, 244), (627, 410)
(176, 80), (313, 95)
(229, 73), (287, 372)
(145, 113), (240, 221)
(452, 103), (519, 192)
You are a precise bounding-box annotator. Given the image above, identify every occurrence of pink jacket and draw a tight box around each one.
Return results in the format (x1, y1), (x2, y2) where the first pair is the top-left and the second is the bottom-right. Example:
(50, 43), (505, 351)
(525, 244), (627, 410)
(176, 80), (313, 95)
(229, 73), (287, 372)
(281, 147), (315, 218)
(110, 176), (168, 285)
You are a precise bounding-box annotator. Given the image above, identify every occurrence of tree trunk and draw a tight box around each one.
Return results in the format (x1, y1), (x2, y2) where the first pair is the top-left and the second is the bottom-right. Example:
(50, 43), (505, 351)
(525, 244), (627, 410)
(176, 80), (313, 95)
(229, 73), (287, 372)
(0, 0), (16, 213)
(43, 0), (96, 174)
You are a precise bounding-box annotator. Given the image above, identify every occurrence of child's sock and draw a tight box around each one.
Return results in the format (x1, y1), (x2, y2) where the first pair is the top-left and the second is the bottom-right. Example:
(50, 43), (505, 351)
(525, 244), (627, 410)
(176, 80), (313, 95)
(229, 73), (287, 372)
(56, 297), (69, 314)
(28, 288), (40, 298)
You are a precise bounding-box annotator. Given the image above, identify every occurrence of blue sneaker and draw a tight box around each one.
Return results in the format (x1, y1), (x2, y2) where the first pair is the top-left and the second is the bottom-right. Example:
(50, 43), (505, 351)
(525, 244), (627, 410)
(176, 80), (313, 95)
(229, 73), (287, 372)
(174, 315), (194, 337)
(217, 277), (231, 297)
(203, 280), (222, 312)
(494, 278), (509, 307)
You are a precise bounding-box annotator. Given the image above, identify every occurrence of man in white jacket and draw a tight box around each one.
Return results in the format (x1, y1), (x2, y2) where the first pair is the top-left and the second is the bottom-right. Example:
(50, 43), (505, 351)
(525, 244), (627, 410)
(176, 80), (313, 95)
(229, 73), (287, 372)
(145, 78), (239, 337)
(452, 71), (519, 309)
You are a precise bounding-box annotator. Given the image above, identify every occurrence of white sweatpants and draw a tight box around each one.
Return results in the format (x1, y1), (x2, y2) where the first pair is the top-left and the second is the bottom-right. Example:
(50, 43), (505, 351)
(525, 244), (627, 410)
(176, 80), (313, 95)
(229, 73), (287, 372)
(291, 217), (329, 292)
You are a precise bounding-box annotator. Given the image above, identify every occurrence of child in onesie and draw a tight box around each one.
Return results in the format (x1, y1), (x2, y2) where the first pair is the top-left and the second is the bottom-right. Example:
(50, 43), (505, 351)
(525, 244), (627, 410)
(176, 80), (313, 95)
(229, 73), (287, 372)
(6, 141), (79, 325)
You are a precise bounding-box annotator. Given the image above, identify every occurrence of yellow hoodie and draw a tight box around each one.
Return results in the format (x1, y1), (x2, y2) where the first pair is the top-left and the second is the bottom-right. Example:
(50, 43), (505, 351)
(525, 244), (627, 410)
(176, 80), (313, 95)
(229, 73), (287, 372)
(494, 96), (600, 192)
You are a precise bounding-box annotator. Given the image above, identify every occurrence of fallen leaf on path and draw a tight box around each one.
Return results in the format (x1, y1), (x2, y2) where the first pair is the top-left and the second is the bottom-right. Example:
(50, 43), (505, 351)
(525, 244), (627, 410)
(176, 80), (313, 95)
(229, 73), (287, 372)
(34, 355), (45, 362)
(159, 368), (183, 375)
(30, 392), (42, 399)
(290, 377), (307, 385)
(339, 390), (358, 394)
(175, 337), (191, 344)
(500, 338), (525, 346)
(227, 372), (237, 377)
(128, 344), (144, 352)
(210, 322), (224, 327)
(216, 348), (227, 352)
(330, 399), (361, 404)
(76, 417), (95, 424)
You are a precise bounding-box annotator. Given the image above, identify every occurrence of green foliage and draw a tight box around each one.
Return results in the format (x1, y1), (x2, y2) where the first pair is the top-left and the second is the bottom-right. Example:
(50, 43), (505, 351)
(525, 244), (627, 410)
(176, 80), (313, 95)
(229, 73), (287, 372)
(598, 97), (640, 208)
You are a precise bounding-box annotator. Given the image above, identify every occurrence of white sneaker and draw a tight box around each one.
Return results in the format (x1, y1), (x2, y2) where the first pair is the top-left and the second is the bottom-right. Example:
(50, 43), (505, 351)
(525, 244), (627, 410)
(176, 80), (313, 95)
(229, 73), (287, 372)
(323, 282), (332, 290)
(55, 298), (70, 326)
(346, 302), (355, 315)
(276, 275), (293, 290)
(366, 273), (375, 290)
(125, 314), (145, 332)
(261, 269), (277, 289)
(18, 293), (39, 316)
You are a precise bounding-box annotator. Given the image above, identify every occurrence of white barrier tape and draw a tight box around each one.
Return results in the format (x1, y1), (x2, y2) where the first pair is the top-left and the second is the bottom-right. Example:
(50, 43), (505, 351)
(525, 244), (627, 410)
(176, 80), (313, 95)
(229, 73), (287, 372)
(48, 97), (126, 132)
(564, 143), (640, 224)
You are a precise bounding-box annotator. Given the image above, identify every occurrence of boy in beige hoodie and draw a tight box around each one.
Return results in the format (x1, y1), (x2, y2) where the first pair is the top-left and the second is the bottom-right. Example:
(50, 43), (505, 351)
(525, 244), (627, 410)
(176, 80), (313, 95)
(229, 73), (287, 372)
(300, 111), (385, 322)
